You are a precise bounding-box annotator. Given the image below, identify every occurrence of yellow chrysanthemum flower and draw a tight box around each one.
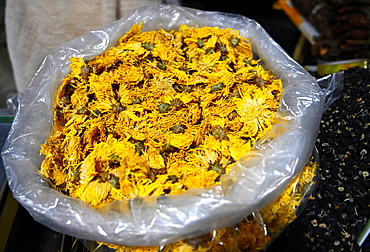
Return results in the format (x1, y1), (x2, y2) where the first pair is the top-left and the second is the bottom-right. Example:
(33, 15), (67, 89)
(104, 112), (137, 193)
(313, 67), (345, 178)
(36, 23), (315, 252)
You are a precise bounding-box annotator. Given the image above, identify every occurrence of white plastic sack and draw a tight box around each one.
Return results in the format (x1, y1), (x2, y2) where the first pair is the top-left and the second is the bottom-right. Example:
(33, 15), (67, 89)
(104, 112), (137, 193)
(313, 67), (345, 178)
(2, 4), (325, 246)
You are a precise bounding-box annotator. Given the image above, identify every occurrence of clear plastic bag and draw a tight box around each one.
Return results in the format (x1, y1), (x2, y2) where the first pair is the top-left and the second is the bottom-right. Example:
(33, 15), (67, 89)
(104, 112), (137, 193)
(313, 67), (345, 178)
(79, 147), (320, 252)
(317, 71), (344, 112)
(1, 4), (325, 247)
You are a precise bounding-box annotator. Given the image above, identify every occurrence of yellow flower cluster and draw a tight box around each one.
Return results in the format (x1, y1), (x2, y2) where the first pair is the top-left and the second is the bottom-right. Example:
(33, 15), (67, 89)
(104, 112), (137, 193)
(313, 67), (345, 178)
(40, 23), (282, 206)
(39, 22), (316, 252)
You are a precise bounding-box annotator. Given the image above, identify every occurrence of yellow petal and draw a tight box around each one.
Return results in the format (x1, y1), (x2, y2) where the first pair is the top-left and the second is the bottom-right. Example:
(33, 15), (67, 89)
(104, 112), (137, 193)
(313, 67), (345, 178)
(145, 149), (166, 169)
(166, 133), (194, 150)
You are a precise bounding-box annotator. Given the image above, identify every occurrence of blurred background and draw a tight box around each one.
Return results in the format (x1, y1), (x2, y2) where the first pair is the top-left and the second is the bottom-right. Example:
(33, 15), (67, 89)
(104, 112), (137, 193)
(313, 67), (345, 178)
(0, 0), (16, 110)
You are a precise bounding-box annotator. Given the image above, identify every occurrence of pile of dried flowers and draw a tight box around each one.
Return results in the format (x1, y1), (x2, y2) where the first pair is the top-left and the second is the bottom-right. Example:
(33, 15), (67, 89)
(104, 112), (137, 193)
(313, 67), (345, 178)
(39, 23), (295, 251)
(40, 23), (282, 203)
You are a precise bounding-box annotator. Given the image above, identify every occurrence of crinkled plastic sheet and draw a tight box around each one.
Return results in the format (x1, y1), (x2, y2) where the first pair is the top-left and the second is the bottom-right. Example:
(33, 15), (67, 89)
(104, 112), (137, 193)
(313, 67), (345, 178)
(1, 4), (325, 247)
(317, 71), (344, 112)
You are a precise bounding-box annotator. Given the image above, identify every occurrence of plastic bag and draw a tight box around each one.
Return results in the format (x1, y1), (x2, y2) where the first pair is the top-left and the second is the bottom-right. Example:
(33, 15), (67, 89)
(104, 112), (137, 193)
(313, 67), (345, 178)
(80, 147), (320, 251)
(5, 92), (22, 115)
(317, 71), (344, 112)
(1, 4), (325, 246)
